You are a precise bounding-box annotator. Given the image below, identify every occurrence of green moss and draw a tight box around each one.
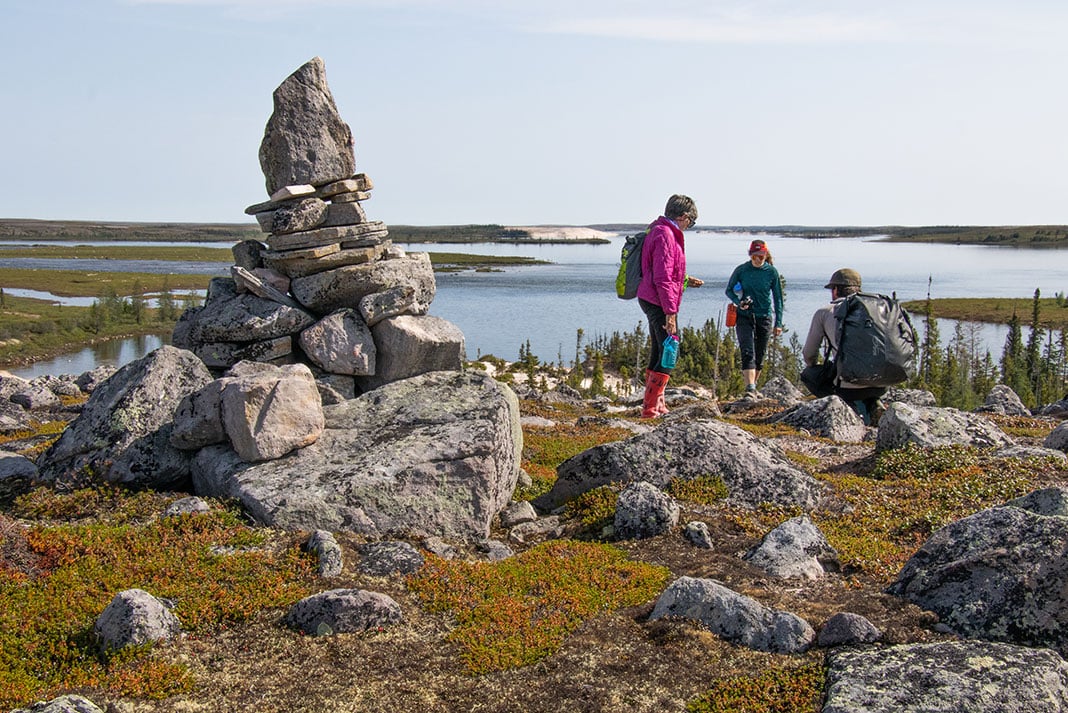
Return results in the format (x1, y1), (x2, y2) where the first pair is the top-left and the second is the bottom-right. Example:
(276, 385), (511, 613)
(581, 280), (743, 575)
(0, 486), (314, 709)
(407, 540), (670, 674)
(667, 476), (729, 505)
(687, 658), (826, 713)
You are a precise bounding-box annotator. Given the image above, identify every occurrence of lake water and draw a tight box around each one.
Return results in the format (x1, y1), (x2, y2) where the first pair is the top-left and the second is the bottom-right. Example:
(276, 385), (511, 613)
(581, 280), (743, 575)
(3, 232), (1065, 378)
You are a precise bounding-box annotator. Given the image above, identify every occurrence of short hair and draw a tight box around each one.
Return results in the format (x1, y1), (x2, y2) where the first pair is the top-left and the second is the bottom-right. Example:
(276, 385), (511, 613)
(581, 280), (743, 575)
(664, 194), (697, 223)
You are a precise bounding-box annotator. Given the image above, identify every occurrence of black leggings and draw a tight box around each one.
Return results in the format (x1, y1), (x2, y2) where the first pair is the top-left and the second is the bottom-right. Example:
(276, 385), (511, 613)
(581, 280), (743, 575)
(735, 313), (774, 371)
(639, 298), (673, 374)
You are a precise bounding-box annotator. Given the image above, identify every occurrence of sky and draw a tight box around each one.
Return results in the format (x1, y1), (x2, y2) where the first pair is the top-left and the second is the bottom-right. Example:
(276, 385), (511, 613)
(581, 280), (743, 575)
(3, 0), (1067, 227)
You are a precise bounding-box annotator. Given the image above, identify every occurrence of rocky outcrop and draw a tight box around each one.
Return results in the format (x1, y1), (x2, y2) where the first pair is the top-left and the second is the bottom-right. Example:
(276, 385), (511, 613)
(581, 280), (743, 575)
(823, 640), (1068, 713)
(1045, 421), (1068, 452)
(817, 612), (881, 647)
(613, 481), (679, 539)
(975, 384), (1031, 416)
(650, 576), (815, 654)
(35, 346), (212, 489)
(94, 589), (181, 651)
(10, 695), (106, 713)
(535, 419), (828, 512)
(191, 370), (521, 541)
(742, 515), (840, 580)
(888, 496), (1068, 655)
(773, 395), (866, 442)
(283, 589), (402, 636)
(875, 402), (1014, 452)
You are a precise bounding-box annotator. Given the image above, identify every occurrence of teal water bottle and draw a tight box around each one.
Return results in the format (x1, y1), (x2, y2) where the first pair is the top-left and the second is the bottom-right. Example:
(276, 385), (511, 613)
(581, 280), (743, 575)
(661, 334), (680, 370)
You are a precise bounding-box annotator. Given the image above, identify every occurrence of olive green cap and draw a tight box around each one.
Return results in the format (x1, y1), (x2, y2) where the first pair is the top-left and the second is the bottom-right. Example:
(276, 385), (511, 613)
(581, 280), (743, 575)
(824, 268), (862, 289)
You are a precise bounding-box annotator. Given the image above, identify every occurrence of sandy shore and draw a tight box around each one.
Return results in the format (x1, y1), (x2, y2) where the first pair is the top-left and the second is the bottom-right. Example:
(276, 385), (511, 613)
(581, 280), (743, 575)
(506, 226), (617, 241)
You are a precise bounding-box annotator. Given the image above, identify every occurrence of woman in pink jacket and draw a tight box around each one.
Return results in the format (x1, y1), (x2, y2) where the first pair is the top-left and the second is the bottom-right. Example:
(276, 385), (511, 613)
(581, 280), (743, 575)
(635, 194), (703, 418)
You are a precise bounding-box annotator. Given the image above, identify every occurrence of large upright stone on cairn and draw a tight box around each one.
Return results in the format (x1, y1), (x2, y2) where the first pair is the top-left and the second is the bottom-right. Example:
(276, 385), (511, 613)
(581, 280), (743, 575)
(259, 57), (355, 195)
(36, 347), (212, 489)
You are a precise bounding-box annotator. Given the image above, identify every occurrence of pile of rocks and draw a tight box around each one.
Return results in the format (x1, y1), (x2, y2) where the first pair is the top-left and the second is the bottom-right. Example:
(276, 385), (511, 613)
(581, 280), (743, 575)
(173, 57), (464, 395)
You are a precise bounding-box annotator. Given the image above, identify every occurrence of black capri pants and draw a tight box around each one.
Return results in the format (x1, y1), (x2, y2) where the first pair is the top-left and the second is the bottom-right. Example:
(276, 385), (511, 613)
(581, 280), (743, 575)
(735, 312), (774, 371)
(639, 298), (673, 374)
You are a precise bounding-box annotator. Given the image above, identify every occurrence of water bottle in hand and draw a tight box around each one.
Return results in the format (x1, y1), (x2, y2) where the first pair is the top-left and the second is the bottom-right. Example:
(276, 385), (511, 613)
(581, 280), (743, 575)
(661, 334), (680, 370)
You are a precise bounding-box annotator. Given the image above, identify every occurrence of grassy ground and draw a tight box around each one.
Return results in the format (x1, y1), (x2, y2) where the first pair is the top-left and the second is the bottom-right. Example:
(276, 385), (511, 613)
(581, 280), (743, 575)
(900, 297), (1068, 330)
(1, 391), (1063, 712)
(881, 225), (1068, 247)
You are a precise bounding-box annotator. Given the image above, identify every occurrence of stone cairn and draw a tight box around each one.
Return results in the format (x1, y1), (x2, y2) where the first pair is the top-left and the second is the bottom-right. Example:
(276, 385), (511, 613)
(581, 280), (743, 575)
(173, 57), (465, 396)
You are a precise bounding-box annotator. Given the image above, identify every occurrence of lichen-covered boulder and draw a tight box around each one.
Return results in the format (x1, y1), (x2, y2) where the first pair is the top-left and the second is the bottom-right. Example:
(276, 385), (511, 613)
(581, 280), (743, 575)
(773, 395), (866, 442)
(888, 500), (1068, 654)
(650, 576), (814, 654)
(535, 419), (828, 512)
(190, 370), (521, 541)
(36, 346), (212, 489)
(283, 589), (402, 636)
(613, 481), (679, 539)
(824, 640), (1068, 713)
(875, 402), (1014, 452)
(94, 588), (180, 651)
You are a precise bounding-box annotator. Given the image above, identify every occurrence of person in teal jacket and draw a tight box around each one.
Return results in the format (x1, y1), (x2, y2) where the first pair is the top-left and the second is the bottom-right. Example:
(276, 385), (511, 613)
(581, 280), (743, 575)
(725, 239), (784, 395)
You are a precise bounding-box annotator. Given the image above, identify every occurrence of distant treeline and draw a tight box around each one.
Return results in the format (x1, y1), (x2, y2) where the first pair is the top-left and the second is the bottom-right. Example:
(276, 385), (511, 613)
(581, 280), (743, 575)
(1, 219), (1066, 248)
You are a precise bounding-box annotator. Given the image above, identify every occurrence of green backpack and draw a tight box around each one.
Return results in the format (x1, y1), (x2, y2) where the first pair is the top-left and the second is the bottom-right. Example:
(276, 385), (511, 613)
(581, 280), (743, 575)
(615, 228), (650, 300)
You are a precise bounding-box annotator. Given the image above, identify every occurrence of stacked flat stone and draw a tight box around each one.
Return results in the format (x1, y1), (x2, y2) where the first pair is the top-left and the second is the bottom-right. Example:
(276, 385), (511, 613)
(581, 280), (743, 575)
(173, 57), (464, 393)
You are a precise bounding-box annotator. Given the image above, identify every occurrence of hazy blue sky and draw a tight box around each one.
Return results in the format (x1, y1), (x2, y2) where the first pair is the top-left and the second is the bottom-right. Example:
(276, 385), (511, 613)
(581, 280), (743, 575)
(4, 0), (1066, 226)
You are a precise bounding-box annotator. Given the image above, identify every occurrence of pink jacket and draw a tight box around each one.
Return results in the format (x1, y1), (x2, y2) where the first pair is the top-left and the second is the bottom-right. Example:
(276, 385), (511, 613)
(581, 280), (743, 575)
(635, 216), (686, 314)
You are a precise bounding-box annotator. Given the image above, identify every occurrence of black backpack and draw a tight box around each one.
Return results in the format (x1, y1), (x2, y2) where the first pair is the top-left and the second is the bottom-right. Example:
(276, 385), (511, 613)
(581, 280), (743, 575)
(833, 292), (917, 387)
(615, 228), (650, 300)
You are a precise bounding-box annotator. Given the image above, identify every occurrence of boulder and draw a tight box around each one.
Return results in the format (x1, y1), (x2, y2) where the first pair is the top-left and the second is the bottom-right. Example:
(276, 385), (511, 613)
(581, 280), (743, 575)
(875, 402), (1014, 452)
(1005, 486), (1068, 517)
(613, 481), (679, 539)
(169, 379), (230, 450)
(269, 196), (328, 235)
(1037, 397), (1068, 419)
(0, 373), (31, 401)
(10, 383), (62, 410)
(993, 444), (1067, 463)
(359, 285), (417, 327)
(263, 242), (389, 279)
(683, 521), (713, 549)
(355, 315), (465, 391)
(773, 395), (866, 442)
(74, 365), (118, 394)
(232, 239), (266, 270)
(258, 57), (355, 195)
(760, 376), (804, 406)
(32, 374), (82, 398)
(650, 576), (815, 654)
(94, 588), (180, 651)
(299, 308), (376, 376)
(817, 612), (881, 647)
(975, 384), (1031, 416)
(306, 530), (343, 578)
(162, 496), (211, 517)
(883, 386), (937, 407)
(0, 400), (31, 434)
(189, 371), (521, 541)
(189, 291), (315, 344)
(535, 419), (828, 512)
(499, 500), (538, 528)
(283, 589), (402, 636)
(314, 373), (356, 405)
(194, 337), (295, 370)
(289, 252), (435, 316)
(10, 695), (106, 713)
(1045, 421), (1068, 453)
(823, 640), (1068, 713)
(36, 347), (212, 489)
(887, 502), (1068, 655)
(357, 541), (425, 576)
(0, 451), (37, 480)
(508, 516), (564, 545)
(743, 515), (840, 580)
(220, 363), (324, 462)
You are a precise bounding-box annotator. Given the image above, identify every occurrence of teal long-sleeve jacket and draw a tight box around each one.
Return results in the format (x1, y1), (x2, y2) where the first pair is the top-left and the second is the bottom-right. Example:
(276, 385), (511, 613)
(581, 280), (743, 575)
(725, 261), (784, 328)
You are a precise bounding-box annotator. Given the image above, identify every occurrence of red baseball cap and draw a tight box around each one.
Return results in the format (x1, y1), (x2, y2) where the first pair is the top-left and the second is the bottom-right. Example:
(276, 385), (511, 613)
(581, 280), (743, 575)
(748, 239), (768, 256)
